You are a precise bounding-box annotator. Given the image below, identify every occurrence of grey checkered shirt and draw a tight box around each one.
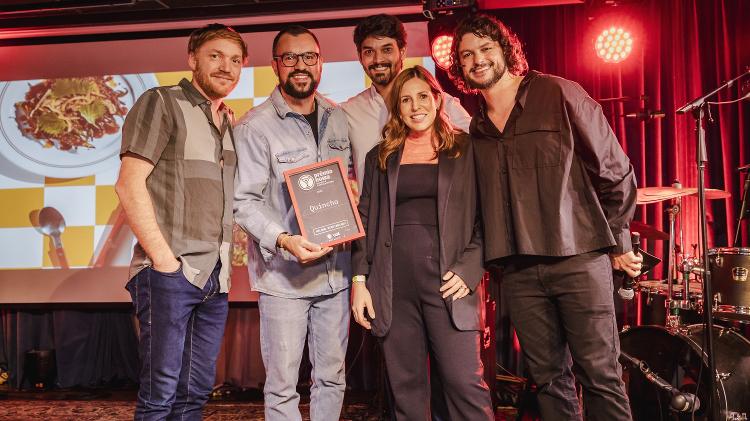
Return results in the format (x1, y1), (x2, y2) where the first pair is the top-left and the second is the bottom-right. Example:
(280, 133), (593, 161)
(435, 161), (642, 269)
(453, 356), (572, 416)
(120, 78), (236, 292)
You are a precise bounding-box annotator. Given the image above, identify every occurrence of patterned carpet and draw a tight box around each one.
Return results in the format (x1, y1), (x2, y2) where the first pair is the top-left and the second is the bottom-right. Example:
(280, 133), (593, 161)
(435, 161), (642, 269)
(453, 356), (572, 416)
(0, 389), (377, 421)
(0, 399), (518, 421)
(0, 387), (516, 420)
(0, 401), (377, 421)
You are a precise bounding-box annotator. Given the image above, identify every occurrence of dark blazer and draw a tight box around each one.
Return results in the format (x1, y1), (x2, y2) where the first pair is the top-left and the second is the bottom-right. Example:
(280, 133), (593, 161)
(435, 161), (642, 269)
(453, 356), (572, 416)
(352, 133), (484, 337)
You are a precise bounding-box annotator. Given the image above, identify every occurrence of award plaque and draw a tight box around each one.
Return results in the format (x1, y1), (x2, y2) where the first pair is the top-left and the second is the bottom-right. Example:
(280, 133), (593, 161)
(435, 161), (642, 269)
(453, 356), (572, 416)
(283, 158), (365, 247)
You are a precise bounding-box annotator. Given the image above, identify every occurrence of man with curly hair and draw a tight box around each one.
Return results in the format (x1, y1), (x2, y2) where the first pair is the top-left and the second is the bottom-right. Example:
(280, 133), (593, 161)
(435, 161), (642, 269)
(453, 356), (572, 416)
(449, 14), (641, 421)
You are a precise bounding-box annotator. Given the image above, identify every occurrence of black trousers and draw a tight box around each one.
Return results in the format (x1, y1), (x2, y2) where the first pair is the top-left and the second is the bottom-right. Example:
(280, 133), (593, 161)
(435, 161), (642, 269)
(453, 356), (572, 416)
(501, 251), (632, 421)
(381, 224), (493, 421)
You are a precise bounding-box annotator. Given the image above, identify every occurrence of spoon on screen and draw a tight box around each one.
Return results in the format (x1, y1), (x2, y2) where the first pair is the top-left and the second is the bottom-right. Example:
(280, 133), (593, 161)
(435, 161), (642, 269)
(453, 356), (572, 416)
(39, 206), (69, 268)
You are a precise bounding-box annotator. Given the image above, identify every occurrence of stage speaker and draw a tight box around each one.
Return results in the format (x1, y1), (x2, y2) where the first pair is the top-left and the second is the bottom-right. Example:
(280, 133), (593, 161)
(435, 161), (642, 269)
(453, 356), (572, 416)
(23, 349), (56, 390)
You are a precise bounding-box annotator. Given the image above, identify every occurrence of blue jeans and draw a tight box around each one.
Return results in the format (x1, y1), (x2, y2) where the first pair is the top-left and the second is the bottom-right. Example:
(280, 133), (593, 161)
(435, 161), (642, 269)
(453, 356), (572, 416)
(126, 262), (228, 421)
(259, 289), (350, 421)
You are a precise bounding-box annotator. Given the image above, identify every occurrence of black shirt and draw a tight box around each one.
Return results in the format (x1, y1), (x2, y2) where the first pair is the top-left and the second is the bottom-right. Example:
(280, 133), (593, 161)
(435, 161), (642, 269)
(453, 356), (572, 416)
(470, 71), (637, 263)
(303, 102), (319, 144)
(395, 164), (438, 226)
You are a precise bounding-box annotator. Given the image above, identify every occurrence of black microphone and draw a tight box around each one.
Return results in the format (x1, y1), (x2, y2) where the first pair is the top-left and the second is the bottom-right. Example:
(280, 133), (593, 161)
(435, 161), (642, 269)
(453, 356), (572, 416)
(617, 232), (641, 300)
(621, 350), (701, 413)
(671, 392), (701, 412)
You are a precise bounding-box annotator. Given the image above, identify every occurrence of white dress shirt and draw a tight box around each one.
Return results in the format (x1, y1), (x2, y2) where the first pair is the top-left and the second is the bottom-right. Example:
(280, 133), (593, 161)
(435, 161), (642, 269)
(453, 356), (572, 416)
(341, 85), (471, 189)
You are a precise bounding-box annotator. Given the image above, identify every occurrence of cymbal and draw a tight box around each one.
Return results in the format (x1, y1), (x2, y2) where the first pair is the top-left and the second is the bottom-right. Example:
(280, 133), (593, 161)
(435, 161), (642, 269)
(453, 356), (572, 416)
(638, 280), (703, 293)
(636, 186), (731, 204)
(630, 221), (669, 240)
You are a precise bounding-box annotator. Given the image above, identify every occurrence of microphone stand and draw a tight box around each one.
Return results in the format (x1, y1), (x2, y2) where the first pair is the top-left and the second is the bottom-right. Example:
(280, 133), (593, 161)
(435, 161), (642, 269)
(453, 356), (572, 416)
(734, 167), (750, 247)
(675, 70), (748, 115)
(676, 68), (749, 421)
(620, 351), (700, 413)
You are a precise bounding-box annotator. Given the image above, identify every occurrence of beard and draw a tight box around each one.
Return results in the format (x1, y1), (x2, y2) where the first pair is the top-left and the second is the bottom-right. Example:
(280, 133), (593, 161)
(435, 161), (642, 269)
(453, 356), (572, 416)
(281, 70), (319, 99)
(194, 62), (237, 100)
(466, 60), (506, 90)
(368, 62), (396, 86)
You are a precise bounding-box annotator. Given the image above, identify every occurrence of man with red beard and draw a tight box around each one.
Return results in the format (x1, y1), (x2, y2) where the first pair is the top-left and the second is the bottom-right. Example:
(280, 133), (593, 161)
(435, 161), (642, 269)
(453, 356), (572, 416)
(115, 23), (246, 420)
(234, 25), (352, 420)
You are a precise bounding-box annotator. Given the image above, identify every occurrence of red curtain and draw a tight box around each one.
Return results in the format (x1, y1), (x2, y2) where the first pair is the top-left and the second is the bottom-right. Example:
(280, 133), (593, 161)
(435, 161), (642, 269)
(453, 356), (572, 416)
(450, 0), (750, 276)
(214, 0), (749, 388)
(436, 0), (749, 374)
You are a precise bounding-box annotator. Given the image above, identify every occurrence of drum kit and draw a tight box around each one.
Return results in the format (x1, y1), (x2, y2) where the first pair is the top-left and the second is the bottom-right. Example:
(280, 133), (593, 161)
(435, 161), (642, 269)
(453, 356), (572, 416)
(619, 185), (750, 421)
(590, 69), (750, 420)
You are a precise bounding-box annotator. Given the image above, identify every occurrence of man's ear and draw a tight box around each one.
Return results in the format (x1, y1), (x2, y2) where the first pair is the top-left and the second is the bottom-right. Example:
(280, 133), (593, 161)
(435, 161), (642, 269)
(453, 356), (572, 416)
(271, 58), (279, 77)
(188, 53), (197, 72)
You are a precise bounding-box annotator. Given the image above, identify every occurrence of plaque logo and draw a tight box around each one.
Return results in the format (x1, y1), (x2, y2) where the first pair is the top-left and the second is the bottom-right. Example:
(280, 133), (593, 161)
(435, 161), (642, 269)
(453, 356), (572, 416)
(298, 174), (315, 191)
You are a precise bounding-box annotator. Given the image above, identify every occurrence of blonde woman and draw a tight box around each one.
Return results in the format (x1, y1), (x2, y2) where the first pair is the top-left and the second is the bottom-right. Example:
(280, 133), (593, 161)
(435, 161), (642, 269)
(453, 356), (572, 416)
(351, 65), (493, 420)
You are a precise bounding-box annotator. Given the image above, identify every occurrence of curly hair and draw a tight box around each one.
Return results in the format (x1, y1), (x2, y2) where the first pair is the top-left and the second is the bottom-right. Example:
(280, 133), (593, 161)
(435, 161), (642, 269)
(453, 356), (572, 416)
(378, 66), (462, 171)
(447, 14), (528, 94)
(353, 14), (408, 53)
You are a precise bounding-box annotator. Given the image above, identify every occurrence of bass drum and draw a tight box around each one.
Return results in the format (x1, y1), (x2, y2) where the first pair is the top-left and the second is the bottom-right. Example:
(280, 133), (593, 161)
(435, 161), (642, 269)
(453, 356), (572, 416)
(619, 325), (750, 421)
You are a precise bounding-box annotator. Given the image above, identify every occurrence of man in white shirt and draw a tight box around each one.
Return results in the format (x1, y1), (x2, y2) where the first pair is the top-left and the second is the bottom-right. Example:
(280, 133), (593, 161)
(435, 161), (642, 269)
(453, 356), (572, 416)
(342, 14), (471, 189)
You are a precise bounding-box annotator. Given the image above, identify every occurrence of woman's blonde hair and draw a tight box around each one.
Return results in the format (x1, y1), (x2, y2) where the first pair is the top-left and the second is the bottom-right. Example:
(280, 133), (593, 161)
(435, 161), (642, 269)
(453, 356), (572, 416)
(377, 65), (462, 171)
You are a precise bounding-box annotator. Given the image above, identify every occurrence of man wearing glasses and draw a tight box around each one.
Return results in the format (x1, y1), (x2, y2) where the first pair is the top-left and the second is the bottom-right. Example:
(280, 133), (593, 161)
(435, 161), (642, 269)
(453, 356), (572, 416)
(233, 25), (352, 421)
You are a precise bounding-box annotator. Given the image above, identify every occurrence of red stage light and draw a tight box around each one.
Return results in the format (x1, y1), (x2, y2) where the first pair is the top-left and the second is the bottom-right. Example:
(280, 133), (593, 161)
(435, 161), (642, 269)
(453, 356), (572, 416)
(595, 26), (633, 63)
(431, 34), (454, 70)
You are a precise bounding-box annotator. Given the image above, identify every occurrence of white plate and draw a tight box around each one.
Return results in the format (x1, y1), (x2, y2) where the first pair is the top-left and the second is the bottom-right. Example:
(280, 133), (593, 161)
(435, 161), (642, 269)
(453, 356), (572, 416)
(0, 74), (155, 179)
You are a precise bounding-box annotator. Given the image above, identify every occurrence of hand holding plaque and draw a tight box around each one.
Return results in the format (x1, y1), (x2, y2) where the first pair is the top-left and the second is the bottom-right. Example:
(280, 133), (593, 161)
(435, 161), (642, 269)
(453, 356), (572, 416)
(283, 158), (365, 247)
(278, 233), (333, 263)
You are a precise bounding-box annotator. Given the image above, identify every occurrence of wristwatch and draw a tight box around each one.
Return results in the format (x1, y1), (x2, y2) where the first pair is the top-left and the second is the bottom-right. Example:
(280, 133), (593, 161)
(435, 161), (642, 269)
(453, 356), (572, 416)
(352, 275), (366, 283)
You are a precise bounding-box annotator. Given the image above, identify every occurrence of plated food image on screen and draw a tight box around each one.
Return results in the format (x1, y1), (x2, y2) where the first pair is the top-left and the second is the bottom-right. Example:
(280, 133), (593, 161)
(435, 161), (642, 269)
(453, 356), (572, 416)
(14, 76), (129, 151)
(232, 224), (249, 267)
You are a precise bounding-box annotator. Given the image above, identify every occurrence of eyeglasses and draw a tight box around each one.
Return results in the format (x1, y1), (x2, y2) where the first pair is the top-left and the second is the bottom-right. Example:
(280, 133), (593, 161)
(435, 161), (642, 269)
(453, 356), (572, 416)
(273, 52), (320, 67)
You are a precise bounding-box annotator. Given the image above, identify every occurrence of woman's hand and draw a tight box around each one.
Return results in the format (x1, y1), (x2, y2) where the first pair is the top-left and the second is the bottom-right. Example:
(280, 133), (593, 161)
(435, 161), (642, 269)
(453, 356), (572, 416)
(440, 271), (471, 301)
(349, 179), (360, 207)
(351, 282), (376, 329)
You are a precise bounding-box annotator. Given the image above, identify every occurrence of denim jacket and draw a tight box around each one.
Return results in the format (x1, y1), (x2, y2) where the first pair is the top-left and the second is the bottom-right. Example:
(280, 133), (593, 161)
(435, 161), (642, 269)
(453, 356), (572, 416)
(234, 87), (352, 298)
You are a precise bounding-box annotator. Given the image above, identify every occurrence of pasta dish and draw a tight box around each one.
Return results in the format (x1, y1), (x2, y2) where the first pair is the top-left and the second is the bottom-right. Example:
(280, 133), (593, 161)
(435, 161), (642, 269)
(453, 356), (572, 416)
(15, 76), (129, 151)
